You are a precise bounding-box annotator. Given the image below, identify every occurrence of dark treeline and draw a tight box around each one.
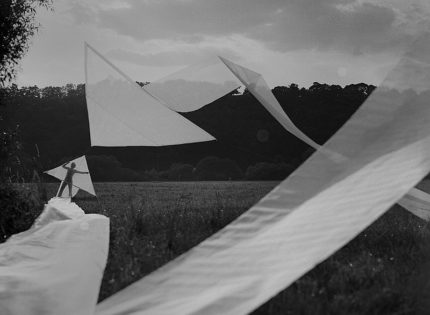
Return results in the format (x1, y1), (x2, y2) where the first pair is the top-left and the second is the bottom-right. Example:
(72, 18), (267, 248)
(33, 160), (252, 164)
(1, 82), (375, 181)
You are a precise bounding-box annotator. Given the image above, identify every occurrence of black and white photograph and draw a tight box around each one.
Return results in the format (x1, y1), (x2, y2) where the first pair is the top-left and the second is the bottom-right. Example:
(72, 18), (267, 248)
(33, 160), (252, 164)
(1, 0), (430, 314)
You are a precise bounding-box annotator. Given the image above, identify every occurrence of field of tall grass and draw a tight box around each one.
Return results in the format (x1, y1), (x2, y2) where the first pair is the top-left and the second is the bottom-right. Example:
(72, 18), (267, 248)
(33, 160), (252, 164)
(42, 181), (430, 314)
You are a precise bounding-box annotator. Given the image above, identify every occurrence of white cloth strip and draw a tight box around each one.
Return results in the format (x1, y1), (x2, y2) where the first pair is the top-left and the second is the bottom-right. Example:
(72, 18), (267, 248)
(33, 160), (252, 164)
(218, 56), (344, 162)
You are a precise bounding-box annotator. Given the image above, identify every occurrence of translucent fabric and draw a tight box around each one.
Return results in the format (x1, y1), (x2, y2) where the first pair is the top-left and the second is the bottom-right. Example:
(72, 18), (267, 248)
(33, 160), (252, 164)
(144, 57), (241, 112)
(0, 198), (109, 315)
(96, 34), (430, 315)
(219, 57), (323, 152)
(217, 57), (425, 214)
(44, 155), (96, 196)
(85, 43), (215, 147)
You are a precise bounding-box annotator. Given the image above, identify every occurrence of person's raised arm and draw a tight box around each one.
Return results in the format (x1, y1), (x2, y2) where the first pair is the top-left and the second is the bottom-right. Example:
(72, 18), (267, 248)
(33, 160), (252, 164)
(62, 162), (69, 169)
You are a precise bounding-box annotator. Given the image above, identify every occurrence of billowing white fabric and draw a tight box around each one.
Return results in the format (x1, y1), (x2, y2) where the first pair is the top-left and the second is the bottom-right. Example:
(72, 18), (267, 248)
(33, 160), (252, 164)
(144, 57), (241, 112)
(219, 57), (426, 208)
(85, 43), (215, 146)
(219, 57), (345, 162)
(0, 198), (109, 315)
(219, 57), (430, 214)
(45, 197), (85, 219)
(398, 187), (430, 221)
(45, 155), (96, 196)
(96, 34), (430, 315)
(216, 57), (427, 213)
(219, 56), (322, 150)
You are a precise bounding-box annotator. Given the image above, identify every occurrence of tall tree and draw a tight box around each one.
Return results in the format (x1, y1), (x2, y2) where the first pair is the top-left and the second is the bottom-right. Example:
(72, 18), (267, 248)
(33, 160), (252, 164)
(0, 0), (52, 86)
(1, 0), (52, 180)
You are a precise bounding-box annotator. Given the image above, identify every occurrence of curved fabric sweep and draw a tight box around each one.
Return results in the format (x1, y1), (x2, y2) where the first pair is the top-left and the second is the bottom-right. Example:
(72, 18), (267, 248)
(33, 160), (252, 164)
(44, 155), (96, 196)
(85, 43), (215, 147)
(144, 56), (241, 112)
(0, 198), (109, 315)
(215, 57), (423, 214)
(219, 56), (324, 152)
(96, 33), (430, 315)
(217, 57), (426, 213)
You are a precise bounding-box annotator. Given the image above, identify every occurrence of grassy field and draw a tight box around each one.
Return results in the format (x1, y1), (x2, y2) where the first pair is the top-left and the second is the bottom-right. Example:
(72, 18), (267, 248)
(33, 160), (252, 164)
(46, 181), (430, 314)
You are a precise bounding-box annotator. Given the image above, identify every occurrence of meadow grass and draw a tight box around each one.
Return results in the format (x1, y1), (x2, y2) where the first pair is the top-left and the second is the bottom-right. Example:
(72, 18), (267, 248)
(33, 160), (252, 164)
(44, 181), (430, 314)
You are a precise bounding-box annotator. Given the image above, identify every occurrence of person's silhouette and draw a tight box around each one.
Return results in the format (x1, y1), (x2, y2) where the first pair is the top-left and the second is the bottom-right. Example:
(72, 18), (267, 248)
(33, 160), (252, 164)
(58, 162), (88, 198)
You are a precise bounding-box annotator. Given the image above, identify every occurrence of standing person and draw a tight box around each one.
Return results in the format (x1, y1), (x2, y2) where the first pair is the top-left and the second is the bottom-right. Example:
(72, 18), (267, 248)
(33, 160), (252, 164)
(58, 162), (88, 198)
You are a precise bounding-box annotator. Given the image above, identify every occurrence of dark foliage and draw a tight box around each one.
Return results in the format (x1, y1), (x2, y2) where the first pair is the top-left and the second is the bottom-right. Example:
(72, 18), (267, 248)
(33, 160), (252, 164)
(0, 124), (45, 243)
(86, 155), (140, 182)
(1, 82), (375, 180)
(162, 163), (194, 181)
(0, 183), (44, 243)
(0, 0), (52, 86)
(245, 162), (294, 180)
(194, 156), (243, 180)
(0, 0), (49, 243)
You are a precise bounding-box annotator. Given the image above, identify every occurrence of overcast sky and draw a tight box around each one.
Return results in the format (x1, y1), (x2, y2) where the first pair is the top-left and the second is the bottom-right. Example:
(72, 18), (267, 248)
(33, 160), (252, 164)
(16, 0), (430, 88)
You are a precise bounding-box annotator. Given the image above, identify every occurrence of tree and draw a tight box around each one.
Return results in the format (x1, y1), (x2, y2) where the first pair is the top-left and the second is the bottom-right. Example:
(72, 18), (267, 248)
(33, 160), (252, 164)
(245, 162), (294, 180)
(0, 0), (52, 242)
(166, 163), (194, 181)
(86, 155), (141, 181)
(194, 156), (243, 180)
(0, 0), (52, 86)
(87, 155), (122, 181)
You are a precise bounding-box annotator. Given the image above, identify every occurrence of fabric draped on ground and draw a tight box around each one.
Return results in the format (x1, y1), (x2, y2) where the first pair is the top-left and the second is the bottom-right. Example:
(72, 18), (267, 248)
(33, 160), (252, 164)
(0, 198), (109, 315)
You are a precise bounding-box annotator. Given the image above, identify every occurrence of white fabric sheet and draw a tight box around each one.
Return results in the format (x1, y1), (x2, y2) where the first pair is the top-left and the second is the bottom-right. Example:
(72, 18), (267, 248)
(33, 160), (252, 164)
(219, 56), (321, 150)
(144, 56), (241, 112)
(0, 198), (109, 315)
(45, 155), (96, 196)
(96, 34), (430, 315)
(219, 57), (344, 162)
(85, 43), (215, 147)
